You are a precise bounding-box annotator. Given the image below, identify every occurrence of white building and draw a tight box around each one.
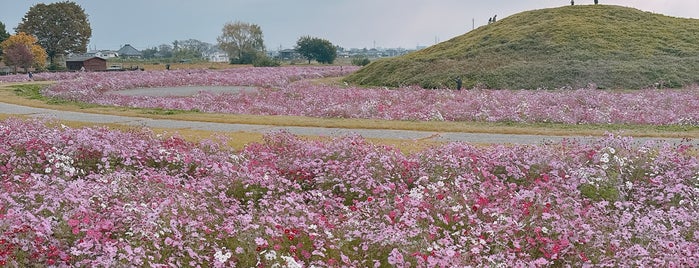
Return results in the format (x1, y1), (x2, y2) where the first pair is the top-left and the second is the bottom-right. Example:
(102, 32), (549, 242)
(87, 50), (119, 58)
(203, 47), (229, 63)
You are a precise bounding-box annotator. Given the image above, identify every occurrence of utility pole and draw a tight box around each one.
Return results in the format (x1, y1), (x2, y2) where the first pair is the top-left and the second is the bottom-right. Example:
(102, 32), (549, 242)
(472, 18), (475, 30)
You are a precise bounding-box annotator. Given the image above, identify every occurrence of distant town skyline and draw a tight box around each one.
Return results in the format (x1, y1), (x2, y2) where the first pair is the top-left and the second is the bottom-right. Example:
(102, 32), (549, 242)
(2, 0), (699, 51)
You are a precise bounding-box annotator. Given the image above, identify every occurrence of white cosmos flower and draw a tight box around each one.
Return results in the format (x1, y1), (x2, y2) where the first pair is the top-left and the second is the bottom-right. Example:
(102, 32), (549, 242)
(214, 248), (231, 263)
(274, 255), (302, 268)
(409, 187), (424, 200)
(264, 250), (277, 261)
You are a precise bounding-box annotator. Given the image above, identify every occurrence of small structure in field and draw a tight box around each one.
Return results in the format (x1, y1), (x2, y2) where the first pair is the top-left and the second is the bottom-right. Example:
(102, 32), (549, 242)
(65, 56), (107, 71)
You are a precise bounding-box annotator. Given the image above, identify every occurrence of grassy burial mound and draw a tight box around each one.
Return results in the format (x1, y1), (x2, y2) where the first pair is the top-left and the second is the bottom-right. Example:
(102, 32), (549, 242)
(346, 5), (699, 89)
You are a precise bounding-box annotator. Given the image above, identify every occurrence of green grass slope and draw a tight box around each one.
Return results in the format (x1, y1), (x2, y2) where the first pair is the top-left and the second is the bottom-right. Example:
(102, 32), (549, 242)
(345, 5), (699, 89)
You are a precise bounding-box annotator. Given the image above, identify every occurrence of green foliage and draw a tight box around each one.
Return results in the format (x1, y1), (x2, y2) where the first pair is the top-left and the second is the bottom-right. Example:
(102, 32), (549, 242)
(226, 180), (268, 208)
(295, 36), (337, 64)
(0, 21), (8, 42)
(230, 50), (261, 65)
(351, 56), (371, 66)
(158, 44), (174, 58)
(11, 84), (45, 100)
(141, 47), (158, 59)
(345, 5), (699, 89)
(579, 183), (619, 202)
(47, 63), (67, 71)
(0, 21), (10, 58)
(253, 55), (281, 67)
(172, 39), (210, 60)
(16, 1), (92, 65)
(217, 21), (265, 64)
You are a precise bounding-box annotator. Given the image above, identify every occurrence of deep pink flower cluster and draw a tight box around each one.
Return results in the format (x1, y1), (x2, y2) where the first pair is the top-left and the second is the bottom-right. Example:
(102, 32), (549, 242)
(1, 118), (697, 266)
(40, 67), (699, 125)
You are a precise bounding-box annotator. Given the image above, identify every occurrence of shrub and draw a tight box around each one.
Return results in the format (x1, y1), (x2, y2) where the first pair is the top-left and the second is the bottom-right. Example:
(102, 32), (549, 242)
(252, 55), (280, 67)
(351, 56), (370, 66)
(47, 63), (65, 71)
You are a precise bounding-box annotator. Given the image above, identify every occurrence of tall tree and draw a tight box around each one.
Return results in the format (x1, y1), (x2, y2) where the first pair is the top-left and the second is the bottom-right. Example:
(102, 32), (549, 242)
(16, 1), (91, 66)
(217, 21), (265, 64)
(0, 32), (48, 72)
(0, 21), (10, 59)
(141, 47), (158, 59)
(158, 44), (173, 58)
(173, 39), (211, 59)
(3, 43), (33, 73)
(295, 36), (337, 64)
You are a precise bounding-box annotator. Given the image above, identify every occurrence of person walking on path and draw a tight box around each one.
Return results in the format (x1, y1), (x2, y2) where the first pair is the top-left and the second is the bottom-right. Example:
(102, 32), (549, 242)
(28, 71), (33, 81)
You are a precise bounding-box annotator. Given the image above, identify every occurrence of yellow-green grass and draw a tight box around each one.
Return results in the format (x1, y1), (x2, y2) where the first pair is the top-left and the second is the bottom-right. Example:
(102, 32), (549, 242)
(2, 82), (698, 141)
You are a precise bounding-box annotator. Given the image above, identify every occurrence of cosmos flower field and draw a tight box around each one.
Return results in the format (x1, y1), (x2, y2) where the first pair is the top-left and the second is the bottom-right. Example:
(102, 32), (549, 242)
(1, 118), (698, 267)
(22, 66), (699, 125)
(0, 67), (698, 266)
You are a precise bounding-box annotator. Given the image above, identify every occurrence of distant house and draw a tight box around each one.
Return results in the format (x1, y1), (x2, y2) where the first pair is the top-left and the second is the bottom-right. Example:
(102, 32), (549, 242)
(87, 50), (119, 58)
(66, 56), (107, 71)
(117, 44), (142, 59)
(278, 49), (302, 60)
(203, 47), (229, 63)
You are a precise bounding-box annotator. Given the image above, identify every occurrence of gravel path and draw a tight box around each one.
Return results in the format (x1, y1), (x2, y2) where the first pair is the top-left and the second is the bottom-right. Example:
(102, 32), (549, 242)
(3, 101), (695, 145)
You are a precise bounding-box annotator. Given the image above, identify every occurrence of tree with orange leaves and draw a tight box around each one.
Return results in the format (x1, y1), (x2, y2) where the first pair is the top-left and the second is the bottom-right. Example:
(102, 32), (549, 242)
(0, 32), (47, 73)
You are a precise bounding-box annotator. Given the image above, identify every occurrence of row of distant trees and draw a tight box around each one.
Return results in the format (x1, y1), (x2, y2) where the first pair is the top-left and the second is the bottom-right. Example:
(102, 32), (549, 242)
(140, 39), (214, 61)
(135, 33), (339, 66)
(217, 21), (337, 65)
(1, 2), (340, 72)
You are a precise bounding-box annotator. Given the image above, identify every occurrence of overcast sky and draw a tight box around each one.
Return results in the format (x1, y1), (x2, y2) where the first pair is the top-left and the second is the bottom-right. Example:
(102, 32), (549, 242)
(2, 0), (699, 51)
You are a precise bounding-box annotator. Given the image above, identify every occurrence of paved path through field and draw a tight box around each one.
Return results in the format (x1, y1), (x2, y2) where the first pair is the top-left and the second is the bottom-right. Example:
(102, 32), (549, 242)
(3, 101), (695, 145)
